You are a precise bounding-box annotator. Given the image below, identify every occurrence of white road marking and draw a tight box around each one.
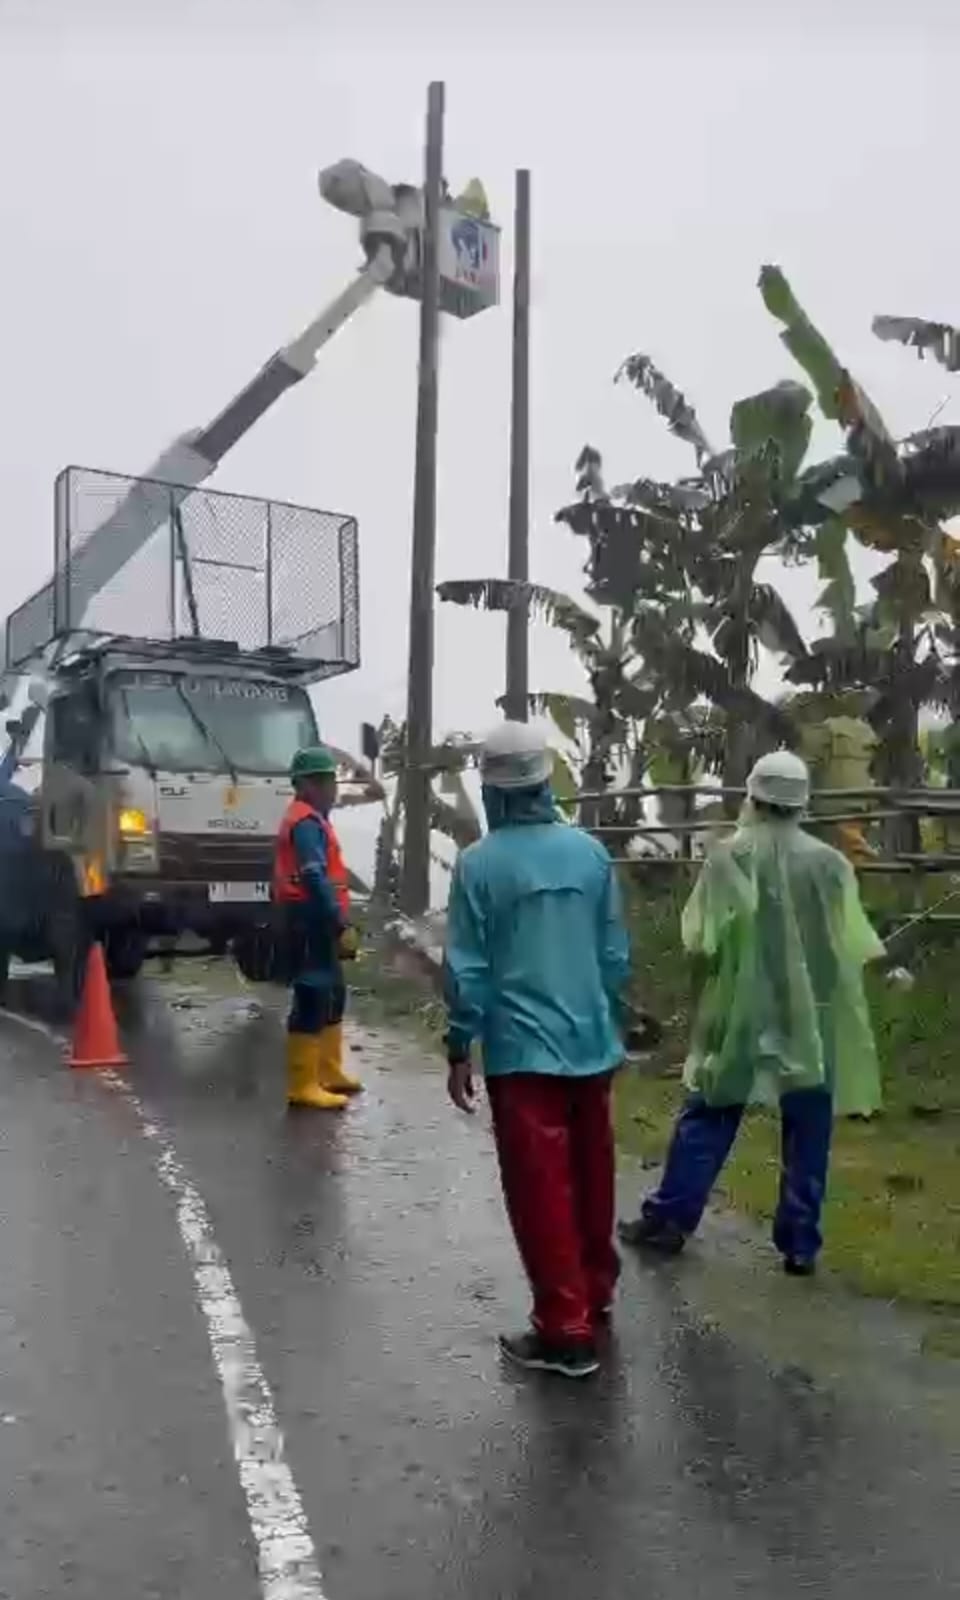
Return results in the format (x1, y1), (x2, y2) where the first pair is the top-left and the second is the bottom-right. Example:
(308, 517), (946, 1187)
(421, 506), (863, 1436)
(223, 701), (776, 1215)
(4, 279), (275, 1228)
(0, 1008), (65, 1048)
(0, 1008), (328, 1600)
(105, 1071), (329, 1600)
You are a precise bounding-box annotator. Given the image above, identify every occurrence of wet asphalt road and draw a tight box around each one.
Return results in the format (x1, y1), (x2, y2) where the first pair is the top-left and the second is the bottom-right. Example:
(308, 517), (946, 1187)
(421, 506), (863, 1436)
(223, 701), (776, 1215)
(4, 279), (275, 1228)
(1, 972), (958, 1600)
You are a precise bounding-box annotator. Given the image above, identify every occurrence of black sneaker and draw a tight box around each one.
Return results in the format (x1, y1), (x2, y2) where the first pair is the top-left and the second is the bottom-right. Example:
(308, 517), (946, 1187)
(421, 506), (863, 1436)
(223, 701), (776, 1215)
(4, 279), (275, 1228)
(499, 1331), (600, 1379)
(783, 1255), (817, 1278)
(617, 1215), (687, 1256)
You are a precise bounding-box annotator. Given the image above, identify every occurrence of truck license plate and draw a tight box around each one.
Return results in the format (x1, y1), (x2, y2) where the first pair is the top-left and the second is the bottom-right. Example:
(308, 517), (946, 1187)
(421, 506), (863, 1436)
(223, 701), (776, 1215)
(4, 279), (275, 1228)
(207, 882), (270, 904)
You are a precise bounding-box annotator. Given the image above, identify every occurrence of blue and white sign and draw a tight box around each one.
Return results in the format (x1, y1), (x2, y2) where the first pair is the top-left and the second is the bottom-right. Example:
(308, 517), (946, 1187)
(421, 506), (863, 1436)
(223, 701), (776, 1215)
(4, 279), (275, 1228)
(391, 205), (500, 321)
(440, 212), (499, 311)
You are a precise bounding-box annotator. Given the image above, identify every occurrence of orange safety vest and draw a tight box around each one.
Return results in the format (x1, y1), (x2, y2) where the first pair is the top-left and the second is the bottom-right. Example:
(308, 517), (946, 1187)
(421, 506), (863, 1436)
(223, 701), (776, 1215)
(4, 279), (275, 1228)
(272, 799), (350, 918)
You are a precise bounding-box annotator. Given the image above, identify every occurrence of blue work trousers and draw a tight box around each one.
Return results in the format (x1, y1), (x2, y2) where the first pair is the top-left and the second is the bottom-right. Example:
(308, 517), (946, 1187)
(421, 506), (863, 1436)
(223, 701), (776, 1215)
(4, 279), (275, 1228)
(643, 1088), (833, 1261)
(287, 980), (346, 1035)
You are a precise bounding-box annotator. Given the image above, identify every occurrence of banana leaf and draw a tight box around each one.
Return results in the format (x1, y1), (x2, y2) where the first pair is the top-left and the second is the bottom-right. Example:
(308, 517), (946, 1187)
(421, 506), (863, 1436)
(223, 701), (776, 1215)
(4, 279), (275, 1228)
(615, 354), (713, 463)
(515, 692), (601, 742)
(574, 444), (607, 497)
(814, 518), (856, 641)
(730, 380), (812, 484)
(873, 315), (960, 373)
(437, 578), (601, 656)
(748, 582), (808, 658)
(759, 265), (900, 488)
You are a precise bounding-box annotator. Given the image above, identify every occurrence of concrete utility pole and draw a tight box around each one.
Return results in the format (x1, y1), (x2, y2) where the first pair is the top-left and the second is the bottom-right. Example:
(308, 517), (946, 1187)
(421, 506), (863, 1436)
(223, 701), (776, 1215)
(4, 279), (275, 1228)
(400, 80), (445, 917)
(504, 168), (531, 722)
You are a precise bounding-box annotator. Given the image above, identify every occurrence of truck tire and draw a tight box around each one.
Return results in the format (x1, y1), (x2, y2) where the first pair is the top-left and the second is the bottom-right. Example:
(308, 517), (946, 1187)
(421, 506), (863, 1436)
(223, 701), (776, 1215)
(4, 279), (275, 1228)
(0, 946), (9, 1007)
(104, 930), (146, 983)
(232, 925), (279, 985)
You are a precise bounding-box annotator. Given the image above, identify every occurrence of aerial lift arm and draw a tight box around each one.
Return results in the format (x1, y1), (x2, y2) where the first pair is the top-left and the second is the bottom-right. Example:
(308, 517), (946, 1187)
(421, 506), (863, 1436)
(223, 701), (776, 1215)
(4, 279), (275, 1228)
(0, 162), (420, 780)
(10, 162), (420, 657)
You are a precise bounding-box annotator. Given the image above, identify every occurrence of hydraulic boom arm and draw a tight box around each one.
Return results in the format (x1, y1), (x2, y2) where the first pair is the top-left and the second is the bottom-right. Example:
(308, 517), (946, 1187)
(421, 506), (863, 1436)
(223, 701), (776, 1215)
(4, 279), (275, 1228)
(9, 161), (420, 655)
(0, 161), (425, 781)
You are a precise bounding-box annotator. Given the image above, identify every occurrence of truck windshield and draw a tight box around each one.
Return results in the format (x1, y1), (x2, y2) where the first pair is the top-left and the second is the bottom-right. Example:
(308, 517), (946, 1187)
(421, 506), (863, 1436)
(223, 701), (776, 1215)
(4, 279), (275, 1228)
(107, 671), (318, 776)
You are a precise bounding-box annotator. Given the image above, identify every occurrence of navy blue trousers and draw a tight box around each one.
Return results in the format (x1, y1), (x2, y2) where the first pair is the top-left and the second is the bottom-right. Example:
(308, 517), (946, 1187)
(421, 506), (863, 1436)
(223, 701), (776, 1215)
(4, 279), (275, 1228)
(643, 1089), (833, 1261)
(287, 980), (346, 1035)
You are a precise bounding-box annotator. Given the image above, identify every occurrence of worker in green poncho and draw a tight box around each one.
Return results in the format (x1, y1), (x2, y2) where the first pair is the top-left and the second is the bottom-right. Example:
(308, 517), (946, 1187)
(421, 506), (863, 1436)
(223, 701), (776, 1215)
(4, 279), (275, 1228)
(619, 750), (884, 1277)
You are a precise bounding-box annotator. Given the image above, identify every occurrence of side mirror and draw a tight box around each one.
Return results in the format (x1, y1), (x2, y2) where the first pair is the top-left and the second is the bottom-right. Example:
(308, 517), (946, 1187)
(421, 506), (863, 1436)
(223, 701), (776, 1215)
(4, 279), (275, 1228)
(5, 718), (23, 740)
(361, 721), (380, 767)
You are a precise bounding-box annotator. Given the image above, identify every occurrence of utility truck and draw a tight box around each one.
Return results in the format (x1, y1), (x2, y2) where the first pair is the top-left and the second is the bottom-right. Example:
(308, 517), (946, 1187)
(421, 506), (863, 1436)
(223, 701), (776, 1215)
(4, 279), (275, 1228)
(0, 468), (359, 1007)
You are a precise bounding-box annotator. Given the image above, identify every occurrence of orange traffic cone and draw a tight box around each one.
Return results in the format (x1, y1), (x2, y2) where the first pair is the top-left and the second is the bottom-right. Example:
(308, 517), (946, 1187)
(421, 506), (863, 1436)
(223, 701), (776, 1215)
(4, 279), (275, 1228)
(69, 944), (128, 1069)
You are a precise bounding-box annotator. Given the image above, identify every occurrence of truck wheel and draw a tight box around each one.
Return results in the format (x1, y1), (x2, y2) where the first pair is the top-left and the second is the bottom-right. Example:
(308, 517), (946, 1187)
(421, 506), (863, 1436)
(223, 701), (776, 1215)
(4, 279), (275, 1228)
(0, 947), (9, 1007)
(233, 926), (277, 985)
(104, 931), (146, 983)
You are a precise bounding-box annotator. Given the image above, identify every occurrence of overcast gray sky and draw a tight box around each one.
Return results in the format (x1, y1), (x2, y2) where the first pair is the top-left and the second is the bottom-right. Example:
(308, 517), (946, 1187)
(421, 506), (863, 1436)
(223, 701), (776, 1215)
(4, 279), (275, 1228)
(2, 0), (957, 773)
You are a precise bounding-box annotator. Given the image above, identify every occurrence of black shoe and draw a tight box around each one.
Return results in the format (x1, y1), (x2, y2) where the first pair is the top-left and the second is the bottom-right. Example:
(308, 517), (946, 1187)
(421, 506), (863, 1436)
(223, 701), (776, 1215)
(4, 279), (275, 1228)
(783, 1255), (817, 1278)
(617, 1215), (687, 1256)
(499, 1331), (600, 1379)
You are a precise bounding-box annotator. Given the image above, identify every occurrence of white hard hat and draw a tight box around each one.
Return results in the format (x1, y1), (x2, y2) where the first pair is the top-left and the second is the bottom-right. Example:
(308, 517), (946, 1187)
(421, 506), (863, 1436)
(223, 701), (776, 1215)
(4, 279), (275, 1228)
(746, 750), (810, 810)
(480, 720), (552, 790)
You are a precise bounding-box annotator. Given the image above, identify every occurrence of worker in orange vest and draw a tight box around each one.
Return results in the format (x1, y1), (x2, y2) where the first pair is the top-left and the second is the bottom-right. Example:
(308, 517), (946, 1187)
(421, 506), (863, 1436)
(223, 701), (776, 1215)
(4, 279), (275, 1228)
(272, 745), (362, 1109)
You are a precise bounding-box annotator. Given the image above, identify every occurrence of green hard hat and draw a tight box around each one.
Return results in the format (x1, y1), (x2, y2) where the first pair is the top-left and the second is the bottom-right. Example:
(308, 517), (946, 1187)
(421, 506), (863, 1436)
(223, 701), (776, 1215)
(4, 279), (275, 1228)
(290, 745), (338, 781)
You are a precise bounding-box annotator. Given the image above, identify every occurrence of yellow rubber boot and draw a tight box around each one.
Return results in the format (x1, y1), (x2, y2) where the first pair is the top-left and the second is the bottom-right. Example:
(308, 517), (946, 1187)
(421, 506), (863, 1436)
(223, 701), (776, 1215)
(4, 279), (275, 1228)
(286, 1034), (348, 1110)
(315, 1023), (363, 1095)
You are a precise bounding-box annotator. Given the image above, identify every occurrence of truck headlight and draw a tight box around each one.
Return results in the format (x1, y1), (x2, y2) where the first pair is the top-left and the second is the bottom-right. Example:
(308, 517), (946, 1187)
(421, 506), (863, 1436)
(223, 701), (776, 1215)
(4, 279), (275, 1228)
(118, 807), (151, 837)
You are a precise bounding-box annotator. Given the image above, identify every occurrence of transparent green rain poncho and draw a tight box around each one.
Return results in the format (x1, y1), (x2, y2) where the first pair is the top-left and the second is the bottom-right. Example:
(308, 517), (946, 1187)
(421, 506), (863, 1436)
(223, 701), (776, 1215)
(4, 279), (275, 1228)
(681, 805), (885, 1116)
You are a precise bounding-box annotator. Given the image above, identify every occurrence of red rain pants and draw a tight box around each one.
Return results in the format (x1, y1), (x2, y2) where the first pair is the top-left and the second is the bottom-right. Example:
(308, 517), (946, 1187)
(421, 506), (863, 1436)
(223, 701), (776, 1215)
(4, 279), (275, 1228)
(487, 1071), (619, 1344)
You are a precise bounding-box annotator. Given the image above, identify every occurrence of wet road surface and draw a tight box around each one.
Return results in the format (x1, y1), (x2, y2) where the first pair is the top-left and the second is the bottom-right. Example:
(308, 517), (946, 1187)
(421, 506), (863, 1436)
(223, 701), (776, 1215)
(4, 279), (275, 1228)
(1, 972), (958, 1599)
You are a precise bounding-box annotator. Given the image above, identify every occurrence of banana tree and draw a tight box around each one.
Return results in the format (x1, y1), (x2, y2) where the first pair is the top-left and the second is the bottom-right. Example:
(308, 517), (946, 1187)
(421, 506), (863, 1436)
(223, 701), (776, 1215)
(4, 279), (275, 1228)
(440, 351), (817, 826)
(780, 693), (880, 860)
(760, 267), (960, 839)
(568, 361), (812, 803)
(436, 573), (656, 836)
(642, 705), (727, 856)
(439, 432), (705, 823)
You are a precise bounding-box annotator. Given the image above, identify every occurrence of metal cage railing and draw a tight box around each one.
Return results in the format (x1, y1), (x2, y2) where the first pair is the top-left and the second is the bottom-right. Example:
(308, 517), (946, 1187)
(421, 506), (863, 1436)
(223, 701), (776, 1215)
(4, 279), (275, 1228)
(6, 466), (360, 683)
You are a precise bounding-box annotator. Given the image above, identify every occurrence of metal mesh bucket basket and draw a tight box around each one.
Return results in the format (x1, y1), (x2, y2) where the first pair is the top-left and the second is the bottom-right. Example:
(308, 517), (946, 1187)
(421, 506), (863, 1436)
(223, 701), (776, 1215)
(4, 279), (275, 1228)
(5, 466), (360, 681)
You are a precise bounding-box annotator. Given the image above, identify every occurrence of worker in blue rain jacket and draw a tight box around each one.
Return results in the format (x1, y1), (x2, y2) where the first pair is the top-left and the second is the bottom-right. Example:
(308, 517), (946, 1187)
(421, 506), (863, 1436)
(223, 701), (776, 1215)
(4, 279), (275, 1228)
(272, 745), (362, 1110)
(443, 721), (631, 1381)
(619, 750), (884, 1276)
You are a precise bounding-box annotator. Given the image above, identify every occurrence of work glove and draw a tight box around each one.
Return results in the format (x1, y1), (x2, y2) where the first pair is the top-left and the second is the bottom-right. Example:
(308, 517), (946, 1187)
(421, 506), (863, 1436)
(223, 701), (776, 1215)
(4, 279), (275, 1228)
(338, 925), (360, 962)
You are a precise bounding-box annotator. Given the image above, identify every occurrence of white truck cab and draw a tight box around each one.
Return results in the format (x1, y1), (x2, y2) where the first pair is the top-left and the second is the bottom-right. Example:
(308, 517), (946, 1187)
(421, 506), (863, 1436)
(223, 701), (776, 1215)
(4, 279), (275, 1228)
(0, 638), (326, 1006)
(43, 640), (321, 981)
(1, 463), (360, 1011)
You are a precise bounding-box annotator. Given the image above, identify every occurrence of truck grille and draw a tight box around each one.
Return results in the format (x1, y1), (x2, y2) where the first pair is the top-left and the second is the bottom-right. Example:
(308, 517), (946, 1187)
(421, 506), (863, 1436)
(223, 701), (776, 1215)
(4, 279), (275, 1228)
(157, 833), (274, 883)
